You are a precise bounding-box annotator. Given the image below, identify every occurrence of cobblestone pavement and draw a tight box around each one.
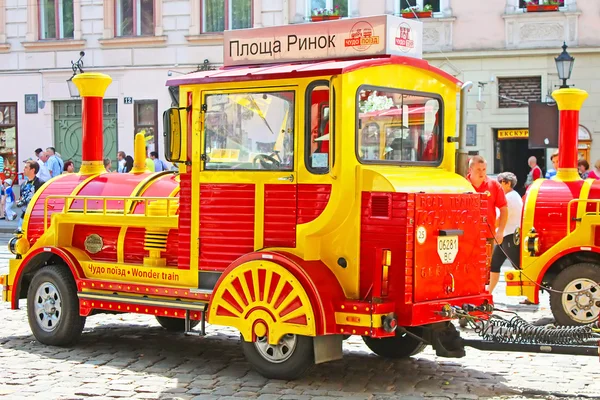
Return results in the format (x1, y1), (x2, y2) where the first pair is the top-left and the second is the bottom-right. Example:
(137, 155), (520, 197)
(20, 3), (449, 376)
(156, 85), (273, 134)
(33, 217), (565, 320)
(0, 233), (598, 400)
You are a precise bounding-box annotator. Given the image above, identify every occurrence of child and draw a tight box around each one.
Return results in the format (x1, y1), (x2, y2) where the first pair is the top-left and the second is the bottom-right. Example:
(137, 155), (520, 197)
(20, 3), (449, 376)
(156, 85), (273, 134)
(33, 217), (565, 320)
(0, 180), (5, 220)
(4, 179), (16, 221)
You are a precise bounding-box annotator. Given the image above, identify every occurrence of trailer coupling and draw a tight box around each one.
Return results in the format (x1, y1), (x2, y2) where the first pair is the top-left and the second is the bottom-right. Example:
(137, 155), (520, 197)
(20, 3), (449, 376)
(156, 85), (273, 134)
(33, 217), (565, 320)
(461, 338), (599, 357)
(442, 304), (600, 359)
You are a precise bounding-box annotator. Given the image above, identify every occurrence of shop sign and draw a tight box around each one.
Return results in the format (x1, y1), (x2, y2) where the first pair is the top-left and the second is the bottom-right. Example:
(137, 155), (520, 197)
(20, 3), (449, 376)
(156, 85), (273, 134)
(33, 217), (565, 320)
(498, 129), (529, 140)
(223, 15), (423, 67)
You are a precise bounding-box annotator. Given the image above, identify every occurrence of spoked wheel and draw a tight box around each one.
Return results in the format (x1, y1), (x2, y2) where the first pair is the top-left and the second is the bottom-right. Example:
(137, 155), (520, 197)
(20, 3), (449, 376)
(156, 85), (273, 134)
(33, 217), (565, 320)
(27, 265), (86, 346)
(241, 333), (314, 380)
(363, 327), (427, 358)
(155, 316), (200, 332)
(550, 263), (600, 326)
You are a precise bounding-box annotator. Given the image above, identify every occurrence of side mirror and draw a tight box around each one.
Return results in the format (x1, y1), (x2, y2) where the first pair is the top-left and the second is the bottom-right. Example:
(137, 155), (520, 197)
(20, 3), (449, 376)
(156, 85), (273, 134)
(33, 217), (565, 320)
(163, 108), (182, 162)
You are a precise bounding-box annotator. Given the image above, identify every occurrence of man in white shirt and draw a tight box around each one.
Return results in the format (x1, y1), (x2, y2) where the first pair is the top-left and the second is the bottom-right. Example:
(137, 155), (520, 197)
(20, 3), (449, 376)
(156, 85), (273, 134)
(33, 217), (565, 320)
(35, 151), (52, 182)
(489, 172), (523, 294)
(117, 151), (127, 173)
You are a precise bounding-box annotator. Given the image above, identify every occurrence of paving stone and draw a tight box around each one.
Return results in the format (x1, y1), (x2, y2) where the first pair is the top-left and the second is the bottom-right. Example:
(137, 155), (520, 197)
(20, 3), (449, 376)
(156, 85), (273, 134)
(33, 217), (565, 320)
(0, 257), (596, 400)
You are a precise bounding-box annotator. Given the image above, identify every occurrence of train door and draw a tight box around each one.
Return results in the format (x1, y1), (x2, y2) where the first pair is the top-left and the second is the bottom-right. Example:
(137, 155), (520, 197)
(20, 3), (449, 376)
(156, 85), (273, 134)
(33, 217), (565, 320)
(197, 88), (298, 276)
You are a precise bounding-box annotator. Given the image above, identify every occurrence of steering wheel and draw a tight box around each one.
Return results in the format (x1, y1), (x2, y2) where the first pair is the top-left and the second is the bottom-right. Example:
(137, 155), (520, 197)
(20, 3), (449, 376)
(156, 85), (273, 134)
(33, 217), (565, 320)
(253, 154), (281, 170)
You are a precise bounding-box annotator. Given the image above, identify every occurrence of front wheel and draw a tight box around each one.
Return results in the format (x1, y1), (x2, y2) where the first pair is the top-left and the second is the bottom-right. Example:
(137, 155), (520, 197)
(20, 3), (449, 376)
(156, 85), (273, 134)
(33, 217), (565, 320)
(27, 265), (86, 346)
(241, 334), (314, 380)
(363, 327), (427, 358)
(550, 262), (600, 326)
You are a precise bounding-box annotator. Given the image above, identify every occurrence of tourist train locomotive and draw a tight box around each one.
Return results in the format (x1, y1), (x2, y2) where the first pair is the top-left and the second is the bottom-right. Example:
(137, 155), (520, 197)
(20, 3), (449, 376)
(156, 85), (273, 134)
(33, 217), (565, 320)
(506, 89), (600, 326)
(1, 16), (597, 379)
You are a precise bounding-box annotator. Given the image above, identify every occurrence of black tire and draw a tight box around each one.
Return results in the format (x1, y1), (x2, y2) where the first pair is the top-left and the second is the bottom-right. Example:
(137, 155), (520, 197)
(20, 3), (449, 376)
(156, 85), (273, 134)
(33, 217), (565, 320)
(363, 327), (427, 358)
(550, 262), (600, 326)
(241, 334), (314, 380)
(155, 316), (200, 332)
(27, 265), (86, 346)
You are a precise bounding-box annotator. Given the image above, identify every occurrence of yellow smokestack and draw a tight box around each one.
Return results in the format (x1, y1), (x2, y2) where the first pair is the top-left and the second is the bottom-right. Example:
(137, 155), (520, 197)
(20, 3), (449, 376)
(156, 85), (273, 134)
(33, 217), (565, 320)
(131, 132), (149, 173)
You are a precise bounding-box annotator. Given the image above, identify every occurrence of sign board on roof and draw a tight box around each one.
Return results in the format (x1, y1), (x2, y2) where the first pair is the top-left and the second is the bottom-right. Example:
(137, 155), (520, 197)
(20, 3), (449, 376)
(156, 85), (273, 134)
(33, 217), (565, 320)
(223, 15), (423, 67)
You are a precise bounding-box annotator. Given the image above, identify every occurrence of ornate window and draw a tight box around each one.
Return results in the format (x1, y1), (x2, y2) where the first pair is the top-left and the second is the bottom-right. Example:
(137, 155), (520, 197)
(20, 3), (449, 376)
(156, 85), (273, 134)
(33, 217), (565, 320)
(115, 0), (155, 37)
(506, 0), (575, 13)
(39, 0), (74, 39)
(307, 0), (349, 17)
(399, 0), (440, 12)
(202, 0), (252, 33)
(518, 0), (564, 8)
(394, 0), (451, 16)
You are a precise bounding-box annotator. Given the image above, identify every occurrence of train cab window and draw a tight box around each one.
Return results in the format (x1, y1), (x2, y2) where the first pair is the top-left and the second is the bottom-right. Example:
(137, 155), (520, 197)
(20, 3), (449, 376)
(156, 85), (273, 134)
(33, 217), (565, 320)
(306, 82), (330, 174)
(356, 87), (443, 165)
(203, 91), (295, 171)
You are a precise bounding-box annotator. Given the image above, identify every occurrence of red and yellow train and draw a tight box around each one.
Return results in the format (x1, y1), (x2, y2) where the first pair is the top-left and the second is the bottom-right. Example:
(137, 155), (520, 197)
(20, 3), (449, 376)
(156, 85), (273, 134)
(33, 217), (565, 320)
(0, 15), (596, 379)
(506, 89), (600, 326)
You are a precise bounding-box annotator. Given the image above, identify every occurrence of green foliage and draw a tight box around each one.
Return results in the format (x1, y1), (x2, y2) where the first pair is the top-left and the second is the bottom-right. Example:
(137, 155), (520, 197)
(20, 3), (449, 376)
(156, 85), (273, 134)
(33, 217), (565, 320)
(402, 4), (433, 13)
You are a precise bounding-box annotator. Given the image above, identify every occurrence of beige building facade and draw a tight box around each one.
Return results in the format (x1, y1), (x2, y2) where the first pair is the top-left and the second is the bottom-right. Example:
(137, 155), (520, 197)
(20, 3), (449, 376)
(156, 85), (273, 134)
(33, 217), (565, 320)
(0, 0), (598, 185)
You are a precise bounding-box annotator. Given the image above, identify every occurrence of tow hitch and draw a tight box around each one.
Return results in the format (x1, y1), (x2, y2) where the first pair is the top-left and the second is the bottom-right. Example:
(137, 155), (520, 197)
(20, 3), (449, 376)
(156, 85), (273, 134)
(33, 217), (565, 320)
(446, 304), (600, 358)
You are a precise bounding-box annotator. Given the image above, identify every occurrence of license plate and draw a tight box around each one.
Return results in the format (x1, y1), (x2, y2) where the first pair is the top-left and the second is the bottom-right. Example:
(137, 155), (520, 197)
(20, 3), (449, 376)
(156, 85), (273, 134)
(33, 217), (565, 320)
(437, 236), (458, 264)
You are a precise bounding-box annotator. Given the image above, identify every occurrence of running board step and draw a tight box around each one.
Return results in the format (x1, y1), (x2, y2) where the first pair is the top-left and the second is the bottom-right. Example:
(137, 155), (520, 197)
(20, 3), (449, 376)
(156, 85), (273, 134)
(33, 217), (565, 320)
(78, 292), (208, 311)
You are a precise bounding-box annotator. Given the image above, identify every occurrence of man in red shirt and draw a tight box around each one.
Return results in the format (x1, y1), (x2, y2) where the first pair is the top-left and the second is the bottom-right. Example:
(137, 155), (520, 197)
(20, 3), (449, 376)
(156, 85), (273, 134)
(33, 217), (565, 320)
(525, 156), (542, 190)
(467, 155), (508, 245)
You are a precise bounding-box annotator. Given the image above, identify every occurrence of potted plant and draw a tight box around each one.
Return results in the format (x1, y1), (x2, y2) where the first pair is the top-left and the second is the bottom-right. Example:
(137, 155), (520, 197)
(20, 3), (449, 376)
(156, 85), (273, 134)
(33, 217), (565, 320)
(526, 0), (560, 12)
(311, 6), (342, 22)
(401, 4), (434, 18)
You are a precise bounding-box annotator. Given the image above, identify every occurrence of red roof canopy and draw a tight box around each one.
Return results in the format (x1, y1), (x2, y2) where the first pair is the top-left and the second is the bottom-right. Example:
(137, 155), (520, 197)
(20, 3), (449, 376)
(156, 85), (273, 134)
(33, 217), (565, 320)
(166, 55), (461, 87)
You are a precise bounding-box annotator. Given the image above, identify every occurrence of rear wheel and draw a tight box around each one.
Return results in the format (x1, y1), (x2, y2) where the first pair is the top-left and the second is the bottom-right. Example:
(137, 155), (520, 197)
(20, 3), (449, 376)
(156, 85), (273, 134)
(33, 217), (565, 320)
(241, 333), (314, 380)
(155, 316), (199, 332)
(550, 263), (600, 326)
(363, 327), (427, 358)
(27, 265), (86, 346)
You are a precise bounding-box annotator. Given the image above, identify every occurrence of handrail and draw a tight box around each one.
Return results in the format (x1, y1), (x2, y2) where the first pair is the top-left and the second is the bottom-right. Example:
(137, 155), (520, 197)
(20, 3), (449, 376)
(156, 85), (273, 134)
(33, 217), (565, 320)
(43, 195), (179, 232)
(566, 198), (600, 234)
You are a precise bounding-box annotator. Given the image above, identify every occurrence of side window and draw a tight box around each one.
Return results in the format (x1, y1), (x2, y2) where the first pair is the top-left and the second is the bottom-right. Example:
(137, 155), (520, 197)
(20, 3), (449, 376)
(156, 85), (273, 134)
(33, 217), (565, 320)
(306, 82), (330, 173)
(204, 91), (295, 171)
(357, 88), (442, 164)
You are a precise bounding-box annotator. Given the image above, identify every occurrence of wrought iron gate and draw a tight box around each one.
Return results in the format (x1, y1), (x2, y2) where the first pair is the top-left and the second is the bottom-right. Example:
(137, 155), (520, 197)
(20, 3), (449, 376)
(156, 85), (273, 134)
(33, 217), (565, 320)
(53, 100), (118, 171)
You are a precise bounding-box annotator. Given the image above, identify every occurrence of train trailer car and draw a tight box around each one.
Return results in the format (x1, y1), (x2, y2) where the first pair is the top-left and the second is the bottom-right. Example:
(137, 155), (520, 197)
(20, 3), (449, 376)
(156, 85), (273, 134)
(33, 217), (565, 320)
(1, 16), (598, 380)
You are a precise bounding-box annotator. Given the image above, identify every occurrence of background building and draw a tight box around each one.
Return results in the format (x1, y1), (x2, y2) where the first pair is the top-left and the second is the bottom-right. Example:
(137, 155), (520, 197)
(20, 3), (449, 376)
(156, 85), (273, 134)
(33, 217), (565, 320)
(0, 0), (598, 189)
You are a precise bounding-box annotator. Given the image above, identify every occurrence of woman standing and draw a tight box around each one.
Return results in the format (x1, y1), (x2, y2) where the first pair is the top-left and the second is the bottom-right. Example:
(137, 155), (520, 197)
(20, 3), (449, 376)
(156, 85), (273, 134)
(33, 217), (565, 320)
(489, 172), (523, 296)
(587, 159), (600, 179)
(62, 160), (75, 174)
(103, 158), (112, 173)
(578, 159), (590, 179)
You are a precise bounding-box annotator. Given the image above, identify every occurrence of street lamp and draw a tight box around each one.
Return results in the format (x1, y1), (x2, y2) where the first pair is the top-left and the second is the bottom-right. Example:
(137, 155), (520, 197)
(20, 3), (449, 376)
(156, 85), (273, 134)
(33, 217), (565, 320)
(555, 42), (574, 89)
(67, 51), (85, 98)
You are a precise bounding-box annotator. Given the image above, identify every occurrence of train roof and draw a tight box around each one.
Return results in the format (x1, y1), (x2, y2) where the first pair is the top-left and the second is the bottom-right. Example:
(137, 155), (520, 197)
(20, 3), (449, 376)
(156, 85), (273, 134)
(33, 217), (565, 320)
(166, 55), (462, 87)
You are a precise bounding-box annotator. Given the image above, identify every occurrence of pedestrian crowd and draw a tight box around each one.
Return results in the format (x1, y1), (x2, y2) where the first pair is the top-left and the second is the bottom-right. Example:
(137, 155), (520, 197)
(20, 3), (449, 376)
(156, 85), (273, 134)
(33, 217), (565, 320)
(2, 146), (172, 233)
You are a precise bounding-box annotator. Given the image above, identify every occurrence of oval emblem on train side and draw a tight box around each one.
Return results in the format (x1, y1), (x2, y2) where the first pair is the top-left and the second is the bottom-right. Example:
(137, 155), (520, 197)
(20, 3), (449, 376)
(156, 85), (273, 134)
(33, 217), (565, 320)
(84, 234), (104, 254)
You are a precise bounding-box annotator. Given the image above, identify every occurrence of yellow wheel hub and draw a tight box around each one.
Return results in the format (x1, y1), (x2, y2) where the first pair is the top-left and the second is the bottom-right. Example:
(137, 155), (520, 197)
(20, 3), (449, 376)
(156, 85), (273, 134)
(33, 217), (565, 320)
(209, 260), (317, 345)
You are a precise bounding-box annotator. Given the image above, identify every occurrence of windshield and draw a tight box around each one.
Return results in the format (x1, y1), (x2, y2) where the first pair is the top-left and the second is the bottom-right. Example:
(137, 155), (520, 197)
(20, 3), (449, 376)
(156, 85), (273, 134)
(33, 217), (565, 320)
(357, 88), (442, 164)
(204, 91), (295, 170)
